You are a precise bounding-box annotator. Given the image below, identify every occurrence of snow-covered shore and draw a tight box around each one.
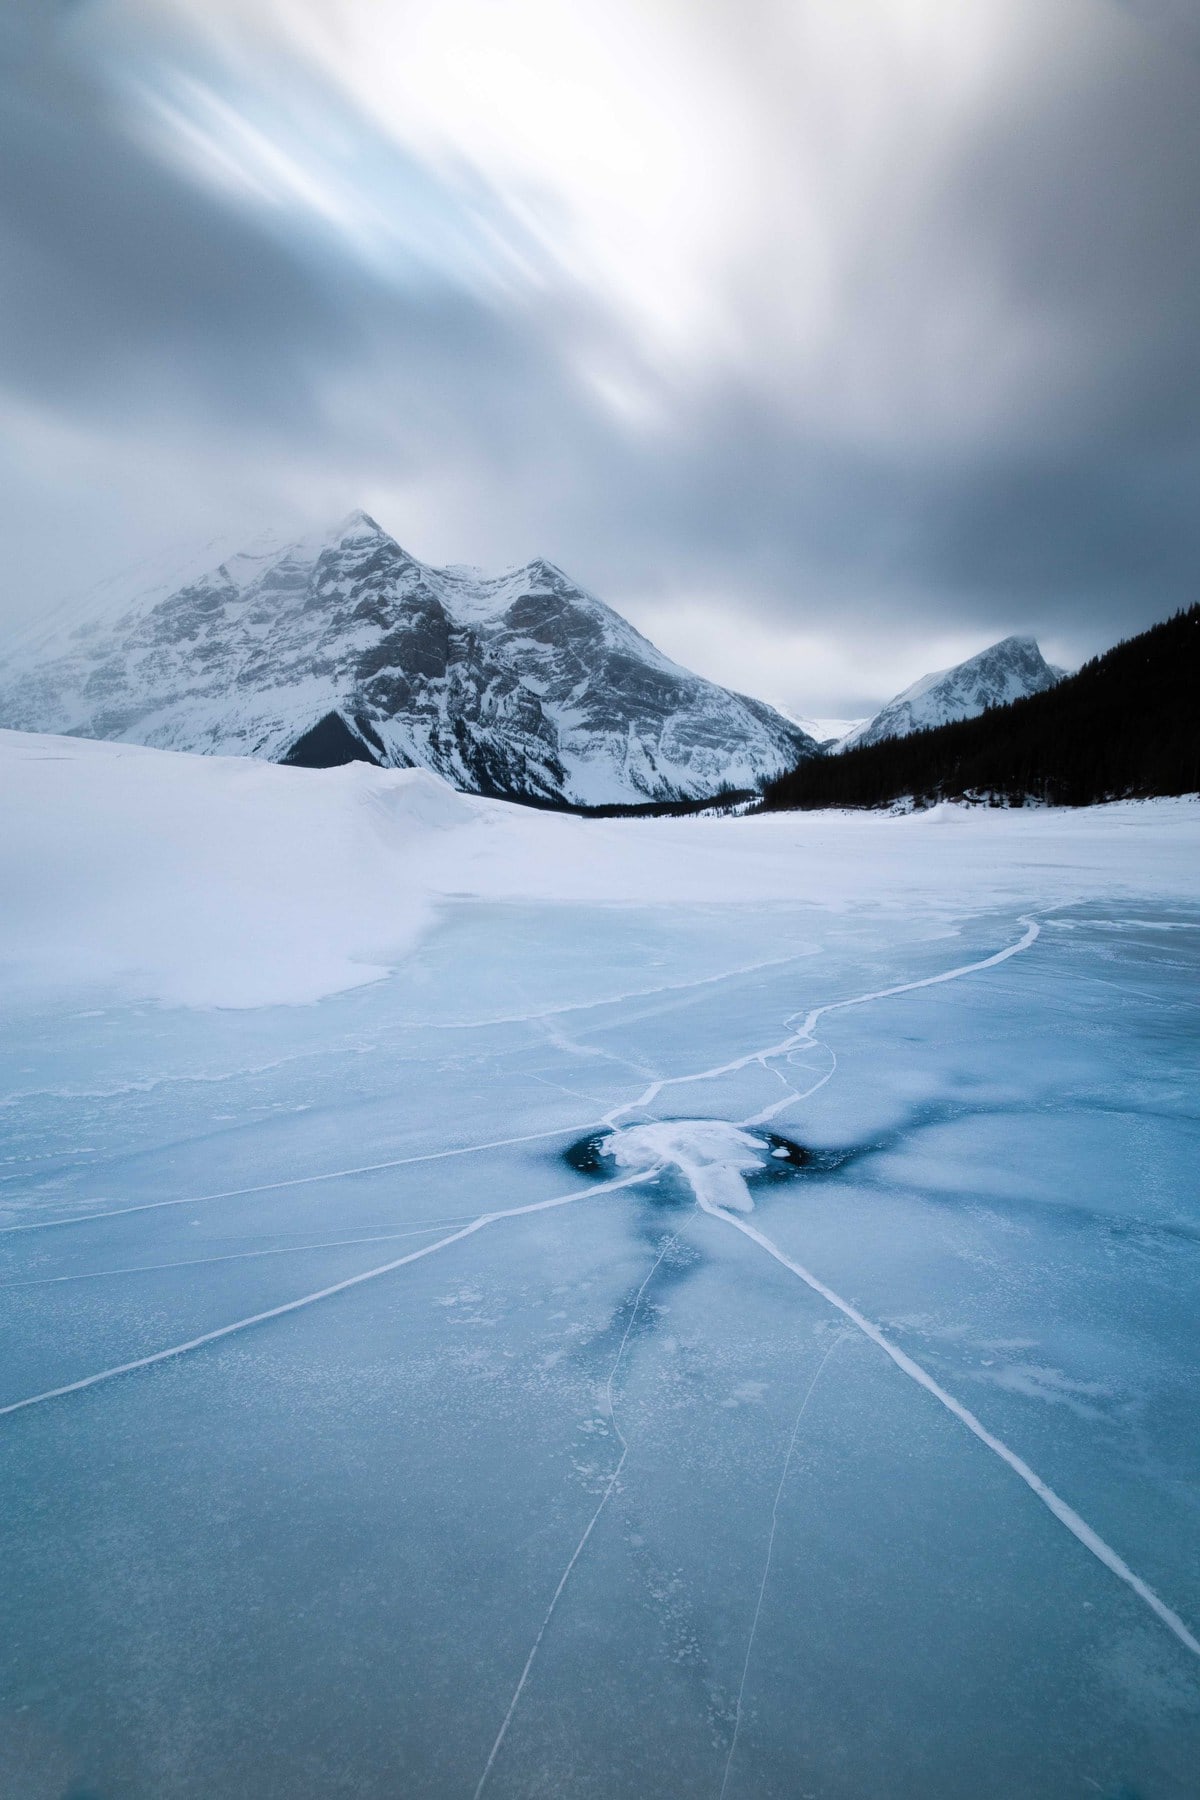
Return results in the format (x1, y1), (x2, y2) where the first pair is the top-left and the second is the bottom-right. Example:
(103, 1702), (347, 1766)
(2, 726), (1197, 1008)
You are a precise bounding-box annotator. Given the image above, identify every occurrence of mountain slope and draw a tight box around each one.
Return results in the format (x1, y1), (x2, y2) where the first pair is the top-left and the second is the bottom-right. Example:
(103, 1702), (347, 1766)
(0, 512), (816, 806)
(843, 635), (1062, 750)
(762, 606), (1200, 810)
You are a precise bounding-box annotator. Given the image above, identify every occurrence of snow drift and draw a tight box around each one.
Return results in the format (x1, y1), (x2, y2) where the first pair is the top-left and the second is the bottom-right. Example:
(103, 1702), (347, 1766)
(0, 731), (475, 1008)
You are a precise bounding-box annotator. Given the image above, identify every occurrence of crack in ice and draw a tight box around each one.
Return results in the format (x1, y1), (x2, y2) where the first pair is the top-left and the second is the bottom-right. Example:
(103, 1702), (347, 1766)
(0, 1125), (590, 1237)
(474, 1230), (675, 1798)
(0, 1219), (480, 1289)
(602, 918), (1040, 1132)
(414, 950), (818, 1033)
(8, 907), (1193, 1706)
(599, 915), (1200, 1663)
(697, 1200), (1200, 1660)
(720, 1330), (845, 1800)
(0, 1173), (656, 1421)
(7, 920), (974, 1239)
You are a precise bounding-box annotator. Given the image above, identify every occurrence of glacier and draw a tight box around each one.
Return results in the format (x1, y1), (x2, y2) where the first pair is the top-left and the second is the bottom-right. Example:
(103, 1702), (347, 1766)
(1, 731), (1198, 1799)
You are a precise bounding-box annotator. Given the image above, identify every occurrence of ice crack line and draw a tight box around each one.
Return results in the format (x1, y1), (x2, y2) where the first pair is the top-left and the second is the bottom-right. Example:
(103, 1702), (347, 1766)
(474, 1230), (674, 1799)
(4, 922), (1033, 1239)
(0, 1219), (481, 1289)
(415, 951), (818, 1033)
(720, 1330), (845, 1800)
(611, 911), (1198, 1664)
(602, 918), (1041, 1131)
(697, 1196), (1200, 1661)
(0, 1124), (591, 1237)
(0, 1173), (657, 1422)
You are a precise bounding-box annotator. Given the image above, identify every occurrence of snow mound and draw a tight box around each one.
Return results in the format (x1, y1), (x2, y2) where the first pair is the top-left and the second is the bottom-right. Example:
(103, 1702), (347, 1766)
(355, 764), (484, 833)
(0, 731), (471, 1009)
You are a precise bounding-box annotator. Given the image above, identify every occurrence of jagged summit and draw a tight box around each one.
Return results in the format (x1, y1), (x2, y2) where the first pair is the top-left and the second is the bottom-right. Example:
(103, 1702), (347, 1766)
(0, 511), (817, 807)
(842, 634), (1063, 751)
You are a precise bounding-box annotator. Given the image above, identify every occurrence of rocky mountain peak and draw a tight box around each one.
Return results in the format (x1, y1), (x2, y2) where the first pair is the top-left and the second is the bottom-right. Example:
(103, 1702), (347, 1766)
(0, 513), (818, 807)
(842, 634), (1062, 751)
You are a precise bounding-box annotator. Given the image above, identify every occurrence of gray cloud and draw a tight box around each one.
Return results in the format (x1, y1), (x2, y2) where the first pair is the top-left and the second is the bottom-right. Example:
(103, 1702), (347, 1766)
(0, 13), (351, 430)
(0, 0), (1198, 713)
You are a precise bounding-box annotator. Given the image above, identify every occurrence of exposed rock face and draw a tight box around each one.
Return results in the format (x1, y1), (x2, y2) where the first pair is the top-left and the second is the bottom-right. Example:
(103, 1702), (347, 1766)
(0, 512), (818, 805)
(842, 636), (1063, 750)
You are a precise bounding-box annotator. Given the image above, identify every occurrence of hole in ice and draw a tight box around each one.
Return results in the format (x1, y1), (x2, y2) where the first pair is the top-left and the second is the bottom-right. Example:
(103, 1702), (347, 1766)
(565, 1121), (810, 1213)
(763, 1132), (810, 1169)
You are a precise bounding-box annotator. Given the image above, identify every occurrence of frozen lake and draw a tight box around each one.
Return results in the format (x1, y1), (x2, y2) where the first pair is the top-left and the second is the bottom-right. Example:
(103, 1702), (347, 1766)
(2, 885), (1198, 1798)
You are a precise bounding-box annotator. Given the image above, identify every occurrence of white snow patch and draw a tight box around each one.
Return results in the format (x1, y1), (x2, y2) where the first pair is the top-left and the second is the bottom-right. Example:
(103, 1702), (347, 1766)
(722, 1380), (769, 1408)
(606, 1120), (772, 1211)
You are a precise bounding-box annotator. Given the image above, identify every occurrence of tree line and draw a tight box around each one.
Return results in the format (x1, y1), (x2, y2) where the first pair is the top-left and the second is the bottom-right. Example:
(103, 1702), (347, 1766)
(761, 604), (1200, 812)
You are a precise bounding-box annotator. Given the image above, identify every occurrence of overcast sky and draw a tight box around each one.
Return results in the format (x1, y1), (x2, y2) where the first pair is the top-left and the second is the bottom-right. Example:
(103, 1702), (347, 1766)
(2, 0), (1198, 714)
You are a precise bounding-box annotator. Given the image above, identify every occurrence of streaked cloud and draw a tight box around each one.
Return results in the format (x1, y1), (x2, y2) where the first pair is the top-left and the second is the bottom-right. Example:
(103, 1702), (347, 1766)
(1, 0), (1198, 712)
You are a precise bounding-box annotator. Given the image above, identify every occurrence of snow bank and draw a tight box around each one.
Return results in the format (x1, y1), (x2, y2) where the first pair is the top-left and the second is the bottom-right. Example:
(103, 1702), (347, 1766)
(0, 731), (477, 1008)
(1, 729), (1196, 1009)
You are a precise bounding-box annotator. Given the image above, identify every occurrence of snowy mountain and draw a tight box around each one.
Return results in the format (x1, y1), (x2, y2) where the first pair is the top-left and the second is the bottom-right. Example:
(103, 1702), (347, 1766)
(0, 512), (817, 807)
(841, 636), (1063, 750)
(790, 714), (868, 748)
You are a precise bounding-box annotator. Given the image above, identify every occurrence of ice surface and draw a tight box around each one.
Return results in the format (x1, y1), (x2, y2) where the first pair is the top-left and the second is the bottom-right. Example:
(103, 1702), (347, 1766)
(1, 736), (1199, 1797)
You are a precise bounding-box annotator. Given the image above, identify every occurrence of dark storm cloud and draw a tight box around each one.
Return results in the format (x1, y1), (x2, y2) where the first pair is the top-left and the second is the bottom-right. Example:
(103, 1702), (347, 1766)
(0, 2), (642, 610)
(933, 21), (1200, 452)
(1, 0), (1199, 709)
(0, 4), (579, 443)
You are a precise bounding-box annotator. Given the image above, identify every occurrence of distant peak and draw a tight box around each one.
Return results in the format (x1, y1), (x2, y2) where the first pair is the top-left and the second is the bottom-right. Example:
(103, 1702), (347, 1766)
(331, 509), (385, 541)
(845, 628), (1061, 750)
